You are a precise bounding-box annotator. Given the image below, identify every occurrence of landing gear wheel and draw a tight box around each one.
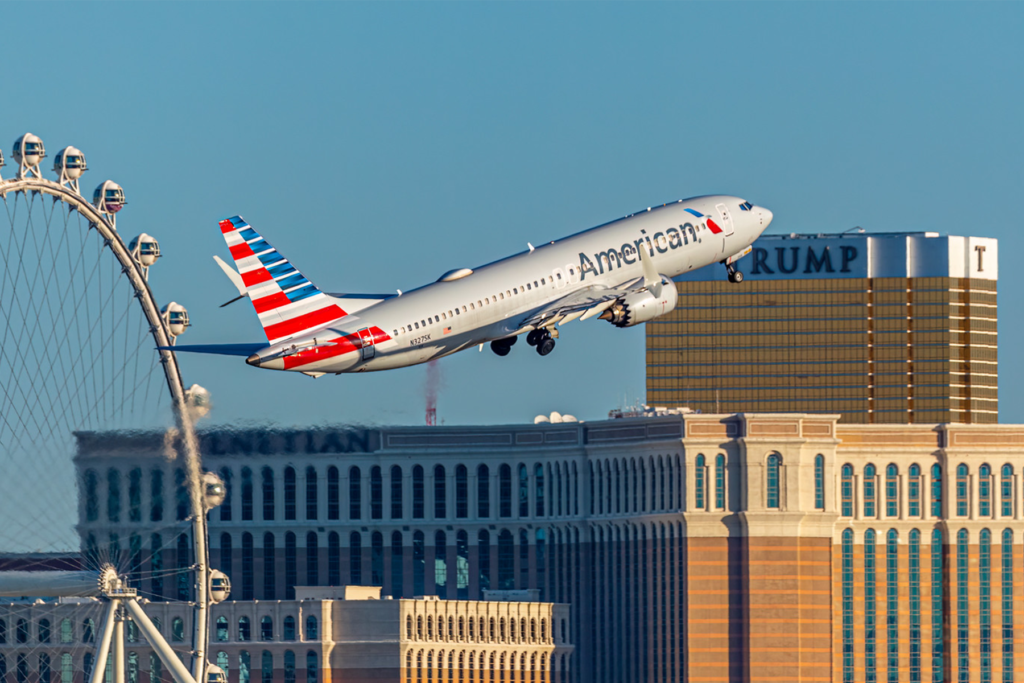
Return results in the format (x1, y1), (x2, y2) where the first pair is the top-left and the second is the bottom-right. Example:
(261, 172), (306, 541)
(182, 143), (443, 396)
(526, 329), (544, 346)
(491, 340), (512, 356)
(728, 269), (743, 283)
(536, 337), (556, 356)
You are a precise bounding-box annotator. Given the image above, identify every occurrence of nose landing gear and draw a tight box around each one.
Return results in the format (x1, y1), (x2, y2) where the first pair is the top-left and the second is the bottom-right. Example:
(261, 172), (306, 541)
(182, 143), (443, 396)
(724, 261), (743, 284)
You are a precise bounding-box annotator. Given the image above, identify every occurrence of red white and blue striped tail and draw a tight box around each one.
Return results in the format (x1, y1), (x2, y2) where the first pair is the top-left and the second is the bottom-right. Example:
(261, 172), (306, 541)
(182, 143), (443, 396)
(219, 216), (347, 345)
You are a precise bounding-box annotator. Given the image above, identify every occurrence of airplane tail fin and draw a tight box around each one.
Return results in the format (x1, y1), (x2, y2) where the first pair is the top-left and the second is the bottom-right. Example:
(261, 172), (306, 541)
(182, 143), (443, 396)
(219, 216), (348, 344)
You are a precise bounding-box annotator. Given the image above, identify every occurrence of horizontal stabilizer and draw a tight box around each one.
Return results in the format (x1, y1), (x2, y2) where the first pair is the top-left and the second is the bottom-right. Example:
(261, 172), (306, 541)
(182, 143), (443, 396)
(157, 343), (266, 357)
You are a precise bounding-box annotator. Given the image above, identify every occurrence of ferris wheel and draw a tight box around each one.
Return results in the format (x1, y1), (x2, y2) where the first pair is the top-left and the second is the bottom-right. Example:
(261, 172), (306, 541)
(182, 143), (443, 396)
(0, 133), (224, 683)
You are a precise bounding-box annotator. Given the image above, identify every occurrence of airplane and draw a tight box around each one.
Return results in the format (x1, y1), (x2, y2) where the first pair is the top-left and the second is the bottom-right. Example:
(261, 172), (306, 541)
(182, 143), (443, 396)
(164, 195), (772, 378)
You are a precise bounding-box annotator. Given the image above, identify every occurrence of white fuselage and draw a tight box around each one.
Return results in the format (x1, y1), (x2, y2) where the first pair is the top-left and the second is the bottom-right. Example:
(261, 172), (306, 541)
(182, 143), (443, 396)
(263, 195), (771, 374)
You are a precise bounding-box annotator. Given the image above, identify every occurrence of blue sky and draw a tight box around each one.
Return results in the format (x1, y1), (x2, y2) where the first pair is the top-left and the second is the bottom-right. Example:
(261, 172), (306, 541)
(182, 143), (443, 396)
(4, 2), (1023, 428)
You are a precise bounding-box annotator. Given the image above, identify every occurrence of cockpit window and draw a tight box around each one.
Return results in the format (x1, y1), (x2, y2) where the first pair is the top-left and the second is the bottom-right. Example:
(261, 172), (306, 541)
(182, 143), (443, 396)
(739, 201), (753, 211)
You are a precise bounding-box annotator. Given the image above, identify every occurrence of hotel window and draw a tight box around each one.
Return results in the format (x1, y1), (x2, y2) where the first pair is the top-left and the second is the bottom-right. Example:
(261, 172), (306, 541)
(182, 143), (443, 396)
(412, 531), (425, 596)
(391, 466), (403, 519)
(306, 532), (318, 586)
(371, 532), (384, 586)
(478, 464), (490, 518)
(980, 464), (992, 517)
(478, 529), (491, 591)
(1001, 465), (1013, 517)
(350, 532), (362, 585)
(931, 465), (943, 517)
(326, 467), (339, 520)
(814, 455), (824, 510)
(498, 530), (514, 589)
(932, 529), (944, 682)
(176, 468), (189, 521)
(391, 531), (403, 597)
(218, 467), (233, 521)
(909, 465), (921, 517)
(715, 455), (726, 509)
(886, 465), (899, 517)
(535, 463), (545, 517)
(518, 464), (529, 518)
(456, 531), (469, 599)
(865, 529), (877, 683)
(766, 454), (780, 509)
(328, 532), (340, 586)
(284, 467), (296, 520)
(434, 465), (447, 519)
(435, 530), (448, 596)
(240, 533), (254, 600)
(980, 529), (992, 682)
(499, 464), (512, 518)
(307, 651), (317, 683)
(909, 530), (922, 683)
(864, 465), (877, 518)
(305, 467), (318, 521)
(695, 455), (706, 510)
(108, 468), (121, 523)
(956, 464), (969, 517)
(263, 533), (276, 599)
(285, 532), (297, 599)
(957, 529), (969, 683)
(519, 529), (529, 589)
(261, 652), (272, 683)
(283, 652), (295, 683)
(887, 530), (899, 683)
(128, 468), (142, 522)
(456, 465), (468, 519)
(1002, 529), (1014, 682)
(842, 529), (854, 683)
(349, 467), (362, 520)
(261, 467), (275, 521)
(412, 466), (424, 519)
(370, 467), (382, 520)
(841, 465), (854, 516)
(283, 617), (295, 641)
(151, 469), (165, 522)
(260, 616), (273, 642)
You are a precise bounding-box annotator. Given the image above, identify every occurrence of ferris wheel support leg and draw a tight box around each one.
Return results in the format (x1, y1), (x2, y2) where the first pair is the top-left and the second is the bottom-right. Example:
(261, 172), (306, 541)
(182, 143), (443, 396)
(123, 598), (198, 683)
(89, 600), (120, 683)
(113, 610), (125, 683)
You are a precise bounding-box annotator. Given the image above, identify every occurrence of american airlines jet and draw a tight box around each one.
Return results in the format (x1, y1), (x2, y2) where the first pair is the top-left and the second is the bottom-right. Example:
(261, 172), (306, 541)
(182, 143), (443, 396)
(166, 196), (772, 377)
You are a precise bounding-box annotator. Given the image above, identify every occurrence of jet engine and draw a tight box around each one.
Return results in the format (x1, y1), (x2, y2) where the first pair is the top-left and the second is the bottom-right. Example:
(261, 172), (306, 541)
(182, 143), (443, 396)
(600, 279), (678, 328)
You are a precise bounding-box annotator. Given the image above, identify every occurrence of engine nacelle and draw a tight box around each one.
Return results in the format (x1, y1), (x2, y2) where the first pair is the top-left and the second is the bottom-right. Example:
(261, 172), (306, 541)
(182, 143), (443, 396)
(601, 279), (678, 328)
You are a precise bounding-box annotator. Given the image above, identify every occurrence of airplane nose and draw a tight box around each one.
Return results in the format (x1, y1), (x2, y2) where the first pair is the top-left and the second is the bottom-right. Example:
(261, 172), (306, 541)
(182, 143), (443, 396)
(759, 207), (773, 228)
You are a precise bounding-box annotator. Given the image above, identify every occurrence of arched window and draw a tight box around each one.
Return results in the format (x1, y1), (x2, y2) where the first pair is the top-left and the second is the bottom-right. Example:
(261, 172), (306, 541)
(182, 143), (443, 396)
(370, 466), (383, 520)
(434, 465), (447, 519)
(639, 458), (647, 512)
(60, 619), (72, 644)
(328, 531), (340, 585)
(887, 530), (899, 677)
(413, 531), (425, 596)
(956, 464), (969, 517)
(814, 455), (824, 510)
(841, 529), (854, 682)
(714, 455), (726, 509)
(957, 529), (970, 679)
(909, 465), (922, 517)
(500, 464), (513, 518)
(498, 530), (514, 590)
(177, 533), (191, 600)
(261, 467), (275, 521)
(387, 531), (402, 597)
(306, 651), (318, 683)
(885, 465), (899, 517)
(150, 469), (164, 522)
(519, 529), (530, 589)
(306, 532), (319, 586)
(349, 467), (362, 520)
(260, 616), (273, 641)
(83, 618), (95, 643)
(306, 615), (317, 641)
(285, 532), (298, 599)
(1002, 528), (1014, 679)
(350, 532), (362, 585)
(263, 533), (276, 599)
(61, 654), (72, 683)
(283, 617), (296, 641)
(478, 530), (491, 591)
(241, 532), (255, 600)
(456, 465), (469, 519)
(766, 454), (780, 509)
(326, 466), (339, 520)
(412, 465), (425, 519)
(518, 464), (529, 518)
(261, 651), (273, 683)
(216, 616), (229, 642)
(84, 469), (99, 522)
(219, 468), (233, 521)
(215, 653), (229, 683)
(128, 468), (142, 522)
(980, 529), (992, 681)
(172, 618), (184, 642)
(305, 466), (318, 521)
(864, 529), (877, 681)
(284, 651), (296, 683)
(841, 465), (854, 517)
(1001, 465), (1014, 517)
(695, 455), (706, 510)
(175, 468), (189, 520)
(39, 618), (50, 643)
(390, 466), (403, 519)
(979, 464), (992, 517)
(371, 532), (384, 585)
(241, 467), (253, 521)
(39, 654), (50, 683)
(864, 464), (877, 517)
(535, 463), (545, 517)
(435, 530), (448, 596)
(456, 531), (469, 599)
(238, 617), (251, 642)
(284, 466), (296, 521)
(931, 464), (943, 517)
(477, 465), (490, 518)
(238, 652), (249, 683)
(909, 529), (922, 682)
(15, 619), (27, 643)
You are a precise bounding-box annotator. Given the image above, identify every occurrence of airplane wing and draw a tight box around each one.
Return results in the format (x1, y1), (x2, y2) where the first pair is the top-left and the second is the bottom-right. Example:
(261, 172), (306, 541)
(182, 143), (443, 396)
(156, 343), (266, 356)
(517, 284), (631, 329)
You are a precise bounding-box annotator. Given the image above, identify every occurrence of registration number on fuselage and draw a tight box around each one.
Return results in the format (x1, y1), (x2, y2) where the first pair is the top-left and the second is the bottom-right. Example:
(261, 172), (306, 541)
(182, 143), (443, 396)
(410, 334), (431, 345)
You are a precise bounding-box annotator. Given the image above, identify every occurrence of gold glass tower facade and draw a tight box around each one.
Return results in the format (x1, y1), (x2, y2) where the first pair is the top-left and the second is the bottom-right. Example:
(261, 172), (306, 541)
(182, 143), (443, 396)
(647, 232), (998, 423)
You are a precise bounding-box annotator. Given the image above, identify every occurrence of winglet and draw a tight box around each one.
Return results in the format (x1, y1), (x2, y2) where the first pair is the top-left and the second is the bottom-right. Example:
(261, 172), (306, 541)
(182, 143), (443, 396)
(214, 255), (247, 296)
(638, 244), (662, 297)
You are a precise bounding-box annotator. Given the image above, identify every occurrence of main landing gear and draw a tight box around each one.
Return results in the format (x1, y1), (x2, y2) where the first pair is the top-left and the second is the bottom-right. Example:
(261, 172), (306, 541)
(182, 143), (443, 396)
(490, 336), (518, 356)
(724, 261), (744, 284)
(526, 328), (556, 356)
